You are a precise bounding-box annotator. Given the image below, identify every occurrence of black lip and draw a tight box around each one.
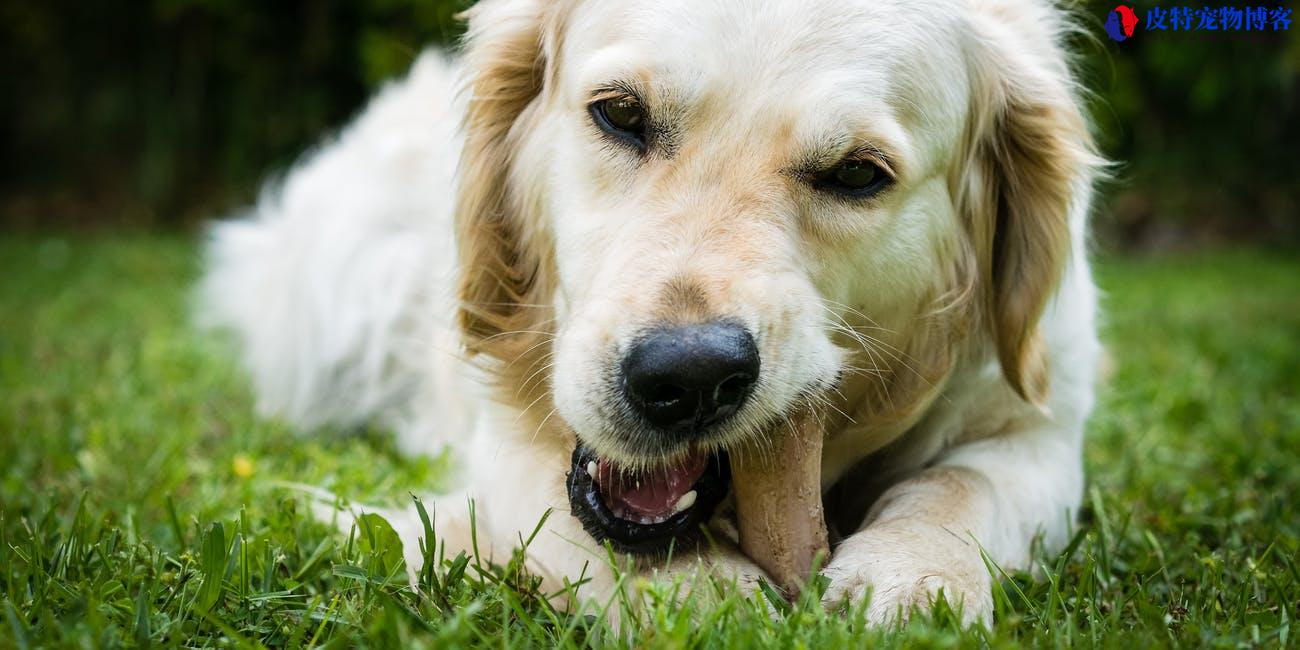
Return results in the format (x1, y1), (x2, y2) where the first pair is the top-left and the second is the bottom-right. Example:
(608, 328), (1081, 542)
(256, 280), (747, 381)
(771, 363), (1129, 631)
(565, 444), (730, 555)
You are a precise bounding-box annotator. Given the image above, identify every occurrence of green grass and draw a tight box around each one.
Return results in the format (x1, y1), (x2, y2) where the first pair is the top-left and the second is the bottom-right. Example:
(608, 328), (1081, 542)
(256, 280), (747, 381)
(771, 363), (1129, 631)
(2, 234), (1297, 647)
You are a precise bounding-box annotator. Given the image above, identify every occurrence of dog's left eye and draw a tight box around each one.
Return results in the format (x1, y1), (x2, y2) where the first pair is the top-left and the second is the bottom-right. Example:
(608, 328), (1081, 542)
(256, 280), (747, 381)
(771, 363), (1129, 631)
(590, 96), (648, 150)
(814, 159), (891, 198)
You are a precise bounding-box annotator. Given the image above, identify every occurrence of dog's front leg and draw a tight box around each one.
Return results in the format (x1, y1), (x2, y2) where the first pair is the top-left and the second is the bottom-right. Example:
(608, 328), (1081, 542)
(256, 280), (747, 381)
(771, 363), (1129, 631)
(821, 422), (1083, 626)
(453, 444), (627, 603)
(402, 442), (772, 611)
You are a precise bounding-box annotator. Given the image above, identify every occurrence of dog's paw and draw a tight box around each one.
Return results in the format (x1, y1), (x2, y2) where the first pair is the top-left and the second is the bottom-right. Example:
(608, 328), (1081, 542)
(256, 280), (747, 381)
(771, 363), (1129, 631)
(820, 529), (992, 627)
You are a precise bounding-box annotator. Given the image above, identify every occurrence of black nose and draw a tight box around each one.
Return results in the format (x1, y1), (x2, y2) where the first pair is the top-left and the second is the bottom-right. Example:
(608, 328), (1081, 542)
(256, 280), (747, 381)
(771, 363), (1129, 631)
(622, 321), (760, 435)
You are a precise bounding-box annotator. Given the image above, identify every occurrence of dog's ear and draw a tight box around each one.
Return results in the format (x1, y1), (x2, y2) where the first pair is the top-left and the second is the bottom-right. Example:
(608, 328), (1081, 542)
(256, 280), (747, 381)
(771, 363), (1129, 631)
(959, 10), (1103, 404)
(455, 0), (562, 367)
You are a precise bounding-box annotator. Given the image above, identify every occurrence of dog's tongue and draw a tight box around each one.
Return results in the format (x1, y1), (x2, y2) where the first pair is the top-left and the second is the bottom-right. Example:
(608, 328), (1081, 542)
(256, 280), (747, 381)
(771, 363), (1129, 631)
(731, 409), (829, 594)
(597, 451), (708, 517)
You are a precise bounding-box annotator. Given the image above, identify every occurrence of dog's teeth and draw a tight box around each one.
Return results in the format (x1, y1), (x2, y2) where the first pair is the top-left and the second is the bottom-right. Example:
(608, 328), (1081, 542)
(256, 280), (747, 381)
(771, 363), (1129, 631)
(673, 490), (697, 514)
(586, 461), (597, 479)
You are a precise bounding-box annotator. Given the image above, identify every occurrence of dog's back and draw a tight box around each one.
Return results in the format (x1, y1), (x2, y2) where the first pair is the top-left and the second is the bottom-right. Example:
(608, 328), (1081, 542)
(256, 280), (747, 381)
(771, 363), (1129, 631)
(199, 51), (465, 451)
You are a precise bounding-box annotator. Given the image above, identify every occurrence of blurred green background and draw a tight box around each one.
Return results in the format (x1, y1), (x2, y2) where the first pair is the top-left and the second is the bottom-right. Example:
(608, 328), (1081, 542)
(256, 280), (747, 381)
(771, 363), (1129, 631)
(1, 0), (1297, 249)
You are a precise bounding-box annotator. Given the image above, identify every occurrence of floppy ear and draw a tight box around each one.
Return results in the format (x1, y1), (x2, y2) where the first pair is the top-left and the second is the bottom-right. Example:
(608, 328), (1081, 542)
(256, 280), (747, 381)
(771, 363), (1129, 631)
(959, 10), (1103, 404)
(455, 0), (562, 368)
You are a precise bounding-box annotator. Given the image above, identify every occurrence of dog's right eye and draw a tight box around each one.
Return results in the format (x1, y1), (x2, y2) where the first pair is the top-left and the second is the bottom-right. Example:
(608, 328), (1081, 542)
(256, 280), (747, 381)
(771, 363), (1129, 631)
(590, 97), (648, 150)
(812, 158), (892, 199)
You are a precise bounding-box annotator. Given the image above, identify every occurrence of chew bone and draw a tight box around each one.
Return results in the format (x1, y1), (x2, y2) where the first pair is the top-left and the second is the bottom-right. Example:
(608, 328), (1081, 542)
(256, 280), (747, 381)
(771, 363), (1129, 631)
(730, 408), (828, 595)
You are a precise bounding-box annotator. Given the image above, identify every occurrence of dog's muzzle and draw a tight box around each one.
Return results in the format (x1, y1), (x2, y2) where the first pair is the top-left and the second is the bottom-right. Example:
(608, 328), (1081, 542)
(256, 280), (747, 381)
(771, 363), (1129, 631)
(565, 320), (757, 553)
(566, 444), (730, 554)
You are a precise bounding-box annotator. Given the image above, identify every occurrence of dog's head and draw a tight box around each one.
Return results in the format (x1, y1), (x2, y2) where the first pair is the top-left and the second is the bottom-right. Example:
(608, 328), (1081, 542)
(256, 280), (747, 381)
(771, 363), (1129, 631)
(454, 0), (1099, 553)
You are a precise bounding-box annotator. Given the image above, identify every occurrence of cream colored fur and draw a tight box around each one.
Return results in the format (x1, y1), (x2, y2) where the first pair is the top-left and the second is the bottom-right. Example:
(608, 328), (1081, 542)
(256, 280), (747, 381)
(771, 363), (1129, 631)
(202, 0), (1103, 626)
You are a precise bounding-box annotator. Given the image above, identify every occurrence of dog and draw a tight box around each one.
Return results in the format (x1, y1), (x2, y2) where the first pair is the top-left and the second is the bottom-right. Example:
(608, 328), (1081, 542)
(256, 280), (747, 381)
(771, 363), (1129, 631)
(201, 0), (1104, 625)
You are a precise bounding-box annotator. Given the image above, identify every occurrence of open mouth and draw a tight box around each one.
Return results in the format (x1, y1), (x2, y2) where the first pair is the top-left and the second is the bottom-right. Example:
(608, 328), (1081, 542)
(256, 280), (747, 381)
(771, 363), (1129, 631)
(566, 444), (730, 554)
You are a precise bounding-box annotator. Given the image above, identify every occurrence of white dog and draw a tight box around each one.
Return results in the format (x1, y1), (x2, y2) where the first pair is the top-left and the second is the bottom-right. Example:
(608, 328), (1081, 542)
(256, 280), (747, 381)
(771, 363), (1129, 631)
(202, 0), (1104, 625)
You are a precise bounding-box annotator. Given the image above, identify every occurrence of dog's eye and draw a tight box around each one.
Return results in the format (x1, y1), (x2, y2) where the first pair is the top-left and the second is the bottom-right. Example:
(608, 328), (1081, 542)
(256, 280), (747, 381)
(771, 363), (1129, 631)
(814, 159), (891, 198)
(590, 97), (648, 149)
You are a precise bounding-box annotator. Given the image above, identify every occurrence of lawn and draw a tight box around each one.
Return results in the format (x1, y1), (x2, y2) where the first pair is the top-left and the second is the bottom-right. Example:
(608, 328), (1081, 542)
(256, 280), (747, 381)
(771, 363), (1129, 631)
(2, 234), (1297, 647)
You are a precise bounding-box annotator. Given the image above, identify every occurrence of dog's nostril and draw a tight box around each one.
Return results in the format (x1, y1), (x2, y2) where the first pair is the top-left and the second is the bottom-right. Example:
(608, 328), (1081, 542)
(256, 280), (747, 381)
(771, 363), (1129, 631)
(714, 373), (754, 407)
(622, 320), (760, 435)
(646, 383), (687, 405)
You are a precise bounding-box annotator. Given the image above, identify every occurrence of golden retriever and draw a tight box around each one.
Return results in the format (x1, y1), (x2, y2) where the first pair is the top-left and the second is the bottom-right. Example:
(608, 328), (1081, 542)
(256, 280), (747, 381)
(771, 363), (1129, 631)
(202, 0), (1104, 625)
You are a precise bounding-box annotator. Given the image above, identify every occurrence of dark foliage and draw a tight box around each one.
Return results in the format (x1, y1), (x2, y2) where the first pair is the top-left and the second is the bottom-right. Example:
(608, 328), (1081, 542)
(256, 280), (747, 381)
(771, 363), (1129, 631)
(1080, 2), (1300, 247)
(0, 0), (467, 227)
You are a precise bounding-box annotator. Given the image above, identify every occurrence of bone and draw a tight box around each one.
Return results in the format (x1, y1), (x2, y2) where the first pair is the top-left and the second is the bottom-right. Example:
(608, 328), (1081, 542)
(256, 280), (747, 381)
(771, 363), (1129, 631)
(730, 408), (828, 595)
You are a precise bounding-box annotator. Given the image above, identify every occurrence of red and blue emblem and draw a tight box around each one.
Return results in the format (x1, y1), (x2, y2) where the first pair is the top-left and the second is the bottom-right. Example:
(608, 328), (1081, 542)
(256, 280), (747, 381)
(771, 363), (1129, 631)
(1105, 5), (1142, 41)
